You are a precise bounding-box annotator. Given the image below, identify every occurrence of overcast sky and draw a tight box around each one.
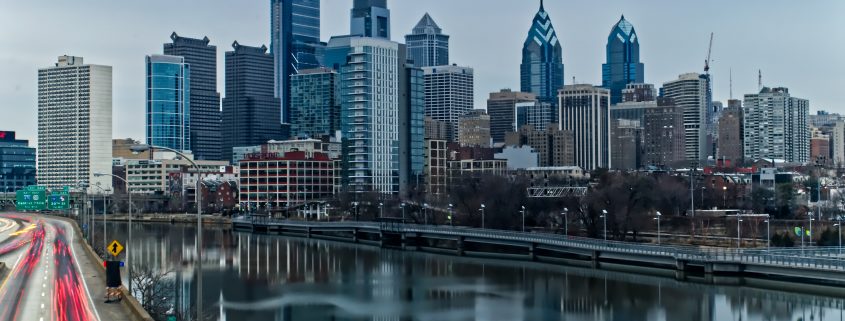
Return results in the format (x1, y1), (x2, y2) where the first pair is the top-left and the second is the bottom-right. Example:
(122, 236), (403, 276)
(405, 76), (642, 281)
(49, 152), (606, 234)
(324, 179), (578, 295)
(1, 0), (843, 142)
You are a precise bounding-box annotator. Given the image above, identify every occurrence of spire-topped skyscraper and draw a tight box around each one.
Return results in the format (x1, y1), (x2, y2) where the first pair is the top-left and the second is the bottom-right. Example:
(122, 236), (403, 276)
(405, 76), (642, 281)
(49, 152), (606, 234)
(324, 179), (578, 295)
(520, 0), (564, 105)
(405, 13), (449, 67)
(351, 0), (390, 39)
(602, 15), (644, 104)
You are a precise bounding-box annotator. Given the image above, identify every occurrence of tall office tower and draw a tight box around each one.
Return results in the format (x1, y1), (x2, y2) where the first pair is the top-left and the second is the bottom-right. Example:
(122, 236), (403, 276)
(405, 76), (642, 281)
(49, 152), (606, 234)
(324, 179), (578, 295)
(487, 89), (537, 143)
(515, 101), (555, 131)
(505, 125), (574, 167)
(325, 36), (422, 194)
(610, 119), (642, 170)
(520, 0), (564, 105)
(351, 0), (390, 39)
(164, 33), (221, 160)
(290, 67), (340, 139)
(743, 87), (809, 163)
(559, 84), (610, 171)
(221, 42), (282, 162)
(458, 110), (491, 147)
(405, 13), (449, 67)
(717, 99), (743, 166)
(602, 16), (644, 105)
(37, 56), (112, 191)
(422, 65), (474, 141)
(271, 0), (322, 126)
(0, 131), (36, 192)
(642, 97), (684, 167)
(834, 120), (845, 165)
(662, 73), (712, 163)
(145, 55), (191, 152)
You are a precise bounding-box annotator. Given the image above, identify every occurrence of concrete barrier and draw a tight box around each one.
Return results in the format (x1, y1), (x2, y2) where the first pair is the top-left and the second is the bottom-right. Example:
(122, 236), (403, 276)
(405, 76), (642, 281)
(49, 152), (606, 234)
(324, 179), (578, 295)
(57, 216), (154, 321)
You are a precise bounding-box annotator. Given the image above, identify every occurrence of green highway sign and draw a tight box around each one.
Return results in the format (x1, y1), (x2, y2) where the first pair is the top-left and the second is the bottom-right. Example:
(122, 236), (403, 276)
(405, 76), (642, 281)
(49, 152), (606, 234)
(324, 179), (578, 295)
(16, 188), (47, 211)
(47, 192), (71, 210)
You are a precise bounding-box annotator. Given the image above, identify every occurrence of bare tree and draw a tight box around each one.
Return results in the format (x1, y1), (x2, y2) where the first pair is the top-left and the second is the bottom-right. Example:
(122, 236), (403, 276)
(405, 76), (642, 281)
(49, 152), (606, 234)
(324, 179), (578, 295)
(130, 265), (176, 321)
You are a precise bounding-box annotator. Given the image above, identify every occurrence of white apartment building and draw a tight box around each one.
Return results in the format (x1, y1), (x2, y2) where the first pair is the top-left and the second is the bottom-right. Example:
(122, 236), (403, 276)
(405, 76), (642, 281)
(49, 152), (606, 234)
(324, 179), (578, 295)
(126, 159), (229, 194)
(37, 56), (112, 192)
(559, 84), (611, 171)
(662, 73), (711, 163)
(743, 87), (810, 163)
(422, 65), (474, 141)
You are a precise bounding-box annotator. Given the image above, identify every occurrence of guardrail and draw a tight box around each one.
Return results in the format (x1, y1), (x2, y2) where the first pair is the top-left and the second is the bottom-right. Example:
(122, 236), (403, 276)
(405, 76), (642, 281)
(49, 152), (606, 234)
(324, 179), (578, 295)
(232, 217), (845, 271)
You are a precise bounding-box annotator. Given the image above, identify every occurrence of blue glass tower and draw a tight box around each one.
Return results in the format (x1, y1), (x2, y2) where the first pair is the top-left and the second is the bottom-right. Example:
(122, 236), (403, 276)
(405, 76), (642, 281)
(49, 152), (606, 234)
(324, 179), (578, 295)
(271, 0), (322, 126)
(520, 0), (564, 105)
(602, 15), (644, 105)
(146, 55), (191, 152)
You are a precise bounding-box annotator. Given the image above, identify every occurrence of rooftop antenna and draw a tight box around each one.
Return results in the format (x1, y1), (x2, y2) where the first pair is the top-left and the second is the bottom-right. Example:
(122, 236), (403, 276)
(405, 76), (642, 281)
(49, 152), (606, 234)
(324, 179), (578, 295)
(572, 76), (576, 84)
(758, 69), (762, 91)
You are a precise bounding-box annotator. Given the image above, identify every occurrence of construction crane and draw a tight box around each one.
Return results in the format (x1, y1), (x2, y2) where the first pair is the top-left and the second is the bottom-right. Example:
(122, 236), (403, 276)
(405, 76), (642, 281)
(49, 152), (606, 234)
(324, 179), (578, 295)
(704, 32), (714, 75)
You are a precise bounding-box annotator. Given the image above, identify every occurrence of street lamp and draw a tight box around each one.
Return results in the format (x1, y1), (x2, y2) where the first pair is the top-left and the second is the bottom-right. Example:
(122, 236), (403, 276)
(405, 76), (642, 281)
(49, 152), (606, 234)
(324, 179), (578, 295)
(737, 215), (743, 248)
(809, 216), (815, 247)
(654, 211), (662, 245)
(763, 215), (771, 251)
(521, 206), (526, 232)
(378, 203), (383, 219)
(91, 183), (110, 259)
(94, 172), (132, 292)
(834, 216), (842, 255)
(722, 186), (727, 208)
(400, 203), (406, 221)
(130, 144), (203, 318)
(448, 204), (453, 226)
(423, 203), (430, 225)
(479, 204), (486, 229)
(601, 210), (608, 241)
(562, 208), (568, 238)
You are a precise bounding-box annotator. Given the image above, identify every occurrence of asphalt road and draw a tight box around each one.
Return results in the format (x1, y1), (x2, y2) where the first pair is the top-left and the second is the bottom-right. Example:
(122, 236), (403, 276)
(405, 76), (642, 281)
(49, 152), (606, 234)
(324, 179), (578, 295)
(0, 214), (107, 321)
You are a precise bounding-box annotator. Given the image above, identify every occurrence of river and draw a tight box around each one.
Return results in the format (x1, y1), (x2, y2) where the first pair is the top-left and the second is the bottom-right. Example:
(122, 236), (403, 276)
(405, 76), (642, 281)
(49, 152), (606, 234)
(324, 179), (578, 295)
(97, 221), (844, 321)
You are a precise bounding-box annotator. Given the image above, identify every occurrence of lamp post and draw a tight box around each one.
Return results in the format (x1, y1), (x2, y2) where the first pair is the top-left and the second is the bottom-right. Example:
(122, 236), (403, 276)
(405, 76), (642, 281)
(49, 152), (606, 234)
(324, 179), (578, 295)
(737, 215), (743, 248)
(400, 203), (406, 221)
(479, 204), (486, 229)
(77, 182), (90, 243)
(130, 144), (203, 318)
(423, 203), (429, 225)
(809, 216), (815, 247)
(92, 183), (110, 259)
(94, 172), (132, 293)
(448, 204), (453, 226)
(654, 211), (662, 245)
(562, 208), (568, 238)
(601, 210), (608, 241)
(701, 186), (706, 209)
(521, 206), (526, 232)
(834, 217), (842, 255)
(764, 215), (770, 251)
(722, 186), (727, 208)
(378, 203), (383, 219)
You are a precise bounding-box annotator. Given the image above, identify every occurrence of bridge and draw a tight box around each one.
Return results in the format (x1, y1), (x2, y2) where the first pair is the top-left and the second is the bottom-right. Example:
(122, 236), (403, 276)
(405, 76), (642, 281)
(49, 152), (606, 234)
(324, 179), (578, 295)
(232, 217), (845, 287)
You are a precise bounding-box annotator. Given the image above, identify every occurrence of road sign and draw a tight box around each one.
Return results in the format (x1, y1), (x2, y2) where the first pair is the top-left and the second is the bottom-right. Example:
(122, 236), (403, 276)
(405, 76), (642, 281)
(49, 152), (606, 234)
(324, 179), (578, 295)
(47, 191), (70, 210)
(108, 240), (124, 257)
(16, 188), (47, 211)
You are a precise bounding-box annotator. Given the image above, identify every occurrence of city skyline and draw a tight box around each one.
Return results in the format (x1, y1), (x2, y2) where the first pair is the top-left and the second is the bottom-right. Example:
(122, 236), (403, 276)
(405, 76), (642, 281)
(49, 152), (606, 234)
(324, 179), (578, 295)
(1, 0), (842, 142)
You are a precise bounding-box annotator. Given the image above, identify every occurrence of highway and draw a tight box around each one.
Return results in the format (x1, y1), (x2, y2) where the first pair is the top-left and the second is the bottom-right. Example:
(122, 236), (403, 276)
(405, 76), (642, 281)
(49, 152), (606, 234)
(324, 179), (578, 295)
(0, 214), (105, 321)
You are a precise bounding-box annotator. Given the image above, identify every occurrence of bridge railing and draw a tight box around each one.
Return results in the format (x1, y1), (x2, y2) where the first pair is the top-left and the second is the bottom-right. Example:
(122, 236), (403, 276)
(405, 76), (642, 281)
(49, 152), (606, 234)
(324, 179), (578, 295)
(232, 218), (845, 269)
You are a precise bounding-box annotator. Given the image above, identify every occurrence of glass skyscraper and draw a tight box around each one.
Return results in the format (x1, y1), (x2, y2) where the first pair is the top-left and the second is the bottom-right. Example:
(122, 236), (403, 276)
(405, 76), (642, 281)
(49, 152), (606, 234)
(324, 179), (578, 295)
(271, 0), (322, 125)
(0, 131), (35, 192)
(602, 15), (645, 105)
(146, 55), (191, 152)
(405, 13), (449, 67)
(289, 67), (340, 139)
(222, 42), (282, 162)
(520, 0), (564, 104)
(164, 32), (221, 161)
(351, 0), (390, 39)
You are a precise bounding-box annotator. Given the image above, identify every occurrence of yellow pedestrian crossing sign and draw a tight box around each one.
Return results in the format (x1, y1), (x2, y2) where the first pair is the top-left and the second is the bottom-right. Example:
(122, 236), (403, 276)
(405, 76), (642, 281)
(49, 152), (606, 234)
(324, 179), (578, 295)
(108, 240), (124, 257)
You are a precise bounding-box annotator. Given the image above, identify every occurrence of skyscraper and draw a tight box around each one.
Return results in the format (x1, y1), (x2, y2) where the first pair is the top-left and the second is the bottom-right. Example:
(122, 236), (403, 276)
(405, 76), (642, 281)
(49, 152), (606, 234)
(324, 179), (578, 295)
(662, 73), (712, 162)
(642, 98), (684, 168)
(515, 101), (555, 132)
(0, 131), (36, 192)
(38, 56), (112, 192)
(146, 55), (191, 152)
(487, 89), (537, 143)
(351, 0), (390, 39)
(559, 84), (611, 171)
(271, 0), (322, 126)
(602, 15), (644, 105)
(164, 32), (221, 160)
(422, 65), (474, 141)
(290, 67), (340, 139)
(743, 87), (809, 163)
(520, 0), (564, 104)
(221, 42), (282, 162)
(325, 35), (411, 194)
(405, 13), (449, 67)
(717, 99), (743, 166)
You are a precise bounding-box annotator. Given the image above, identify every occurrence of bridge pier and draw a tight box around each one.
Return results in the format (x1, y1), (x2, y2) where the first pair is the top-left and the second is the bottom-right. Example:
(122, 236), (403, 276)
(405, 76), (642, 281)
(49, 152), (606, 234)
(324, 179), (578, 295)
(528, 243), (537, 261)
(306, 227), (312, 238)
(591, 251), (600, 268)
(352, 228), (358, 243)
(456, 236), (465, 256)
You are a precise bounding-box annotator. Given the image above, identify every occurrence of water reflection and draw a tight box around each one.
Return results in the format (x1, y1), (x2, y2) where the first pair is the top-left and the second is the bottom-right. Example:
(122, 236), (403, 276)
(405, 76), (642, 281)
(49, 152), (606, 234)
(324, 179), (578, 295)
(102, 222), (845, 321)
